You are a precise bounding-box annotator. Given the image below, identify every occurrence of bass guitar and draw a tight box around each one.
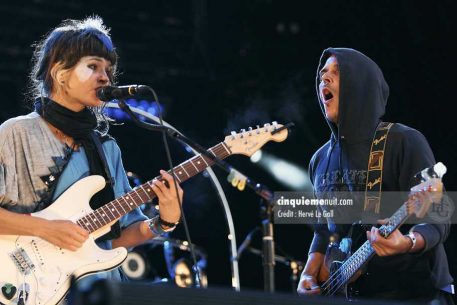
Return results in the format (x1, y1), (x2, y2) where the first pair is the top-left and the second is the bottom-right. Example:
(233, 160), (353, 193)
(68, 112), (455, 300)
(318, 163), (447, 298)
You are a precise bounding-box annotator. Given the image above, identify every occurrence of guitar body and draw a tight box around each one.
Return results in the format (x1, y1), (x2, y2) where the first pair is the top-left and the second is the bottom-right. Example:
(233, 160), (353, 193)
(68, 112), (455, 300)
(319, 240), (350, 297)
(319, 253), (364, 299)
(319, 232), (367, 298)
(0, 176), (128, 305)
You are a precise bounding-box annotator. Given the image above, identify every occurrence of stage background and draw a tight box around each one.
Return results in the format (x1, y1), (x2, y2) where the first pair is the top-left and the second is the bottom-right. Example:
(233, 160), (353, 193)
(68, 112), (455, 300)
(0, 0), (456, 296)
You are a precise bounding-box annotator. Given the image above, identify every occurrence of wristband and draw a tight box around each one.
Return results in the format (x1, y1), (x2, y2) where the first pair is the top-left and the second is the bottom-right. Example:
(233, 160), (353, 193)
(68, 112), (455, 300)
(405, 232), (417, 252)
(159, 216), (180, 229)
(146, 216), (174, 236)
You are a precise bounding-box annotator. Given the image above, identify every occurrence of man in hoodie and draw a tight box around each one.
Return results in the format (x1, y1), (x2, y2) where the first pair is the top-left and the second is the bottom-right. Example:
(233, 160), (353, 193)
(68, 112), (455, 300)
(296, 48), (453, 304)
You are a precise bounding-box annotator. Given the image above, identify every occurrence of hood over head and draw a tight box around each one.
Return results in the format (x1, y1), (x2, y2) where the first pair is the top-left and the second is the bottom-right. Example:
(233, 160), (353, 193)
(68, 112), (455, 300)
(316, 48), (389, 144)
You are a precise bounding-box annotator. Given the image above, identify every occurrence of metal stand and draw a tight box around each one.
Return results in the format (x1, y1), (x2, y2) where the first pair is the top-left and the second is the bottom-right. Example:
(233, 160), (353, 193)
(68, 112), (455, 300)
(261, 199), (275, 292)
(246, 247), (304, 292)
(113, 99), (293, 292)
(107, 102), (241, 291)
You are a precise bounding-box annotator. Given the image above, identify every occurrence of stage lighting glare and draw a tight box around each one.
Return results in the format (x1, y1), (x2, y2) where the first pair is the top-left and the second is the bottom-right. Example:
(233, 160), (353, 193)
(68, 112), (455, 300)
(106, 99), (163, 121)
(254, 151), (311, 190)
(250, 150), (263, 163)
(269, 160), (309, 189)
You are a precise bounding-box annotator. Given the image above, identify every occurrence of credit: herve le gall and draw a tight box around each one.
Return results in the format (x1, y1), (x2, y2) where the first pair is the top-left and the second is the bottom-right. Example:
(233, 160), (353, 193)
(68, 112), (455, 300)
(276, 209), (334, 218)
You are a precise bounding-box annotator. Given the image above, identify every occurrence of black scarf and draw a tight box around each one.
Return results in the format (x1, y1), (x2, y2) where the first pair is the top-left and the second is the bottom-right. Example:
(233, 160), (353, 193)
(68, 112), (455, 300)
(35, 97), (120, 240)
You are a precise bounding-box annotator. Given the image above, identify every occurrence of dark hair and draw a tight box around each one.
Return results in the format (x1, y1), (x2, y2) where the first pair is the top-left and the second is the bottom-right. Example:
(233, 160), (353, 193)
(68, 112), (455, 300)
(29, 16), (118, 98)
(29, 16), (118, 134)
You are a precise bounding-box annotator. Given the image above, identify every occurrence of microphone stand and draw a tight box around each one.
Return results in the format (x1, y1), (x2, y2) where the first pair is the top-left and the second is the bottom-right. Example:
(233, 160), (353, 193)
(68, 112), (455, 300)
(117, 100), (291, 293)
(259, 187), (275, 293)
(117, 99), (205, 287)
(246, 247), (304, 293)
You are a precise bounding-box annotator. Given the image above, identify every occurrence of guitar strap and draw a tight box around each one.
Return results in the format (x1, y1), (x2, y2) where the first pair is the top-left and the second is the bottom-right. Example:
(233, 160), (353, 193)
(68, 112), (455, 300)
(363, 121), (394, 221)
(329, 122), (394, 290)
(90, 131), (121, 241)
(327, 123), (392, 264)
(90, 131), (116, 188)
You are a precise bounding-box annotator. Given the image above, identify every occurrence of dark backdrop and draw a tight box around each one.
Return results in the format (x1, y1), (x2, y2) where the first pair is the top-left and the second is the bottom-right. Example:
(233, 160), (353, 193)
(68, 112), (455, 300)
(1, 0), (456, 294)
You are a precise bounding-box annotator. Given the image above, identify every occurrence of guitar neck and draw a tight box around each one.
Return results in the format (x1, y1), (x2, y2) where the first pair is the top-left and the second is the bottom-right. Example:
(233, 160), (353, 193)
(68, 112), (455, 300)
(76, 142), (232, 233)
(322, 204), (410, 296)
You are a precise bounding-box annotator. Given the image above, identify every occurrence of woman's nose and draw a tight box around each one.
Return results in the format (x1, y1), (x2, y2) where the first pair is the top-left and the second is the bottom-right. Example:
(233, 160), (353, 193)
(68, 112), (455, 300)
(98, 71), (109, 84)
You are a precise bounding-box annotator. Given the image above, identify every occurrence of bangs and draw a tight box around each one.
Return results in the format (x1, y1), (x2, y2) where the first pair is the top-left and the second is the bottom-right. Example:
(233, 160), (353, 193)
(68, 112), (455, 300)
(62, 30), (118, 67)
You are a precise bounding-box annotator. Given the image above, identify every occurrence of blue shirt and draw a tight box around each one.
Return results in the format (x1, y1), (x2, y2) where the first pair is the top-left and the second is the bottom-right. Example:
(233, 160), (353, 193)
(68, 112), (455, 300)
(53, 139), (147, 282)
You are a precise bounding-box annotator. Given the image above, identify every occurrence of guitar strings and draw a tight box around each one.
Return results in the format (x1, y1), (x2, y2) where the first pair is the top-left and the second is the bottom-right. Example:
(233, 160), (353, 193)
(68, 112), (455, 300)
(321, 242), (375, 296)
(18, 145), (228, 257)
(325, 202), (426, 296)
(320, 226), (378, 295)
(77, 144), (227, 233)
(321, 228), (386, 294)
(320, 204), (409, 295)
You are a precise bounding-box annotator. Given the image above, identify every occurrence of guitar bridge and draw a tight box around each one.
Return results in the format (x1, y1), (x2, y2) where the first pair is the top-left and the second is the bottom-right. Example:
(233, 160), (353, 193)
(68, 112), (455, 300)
(9, 247), (35, 275)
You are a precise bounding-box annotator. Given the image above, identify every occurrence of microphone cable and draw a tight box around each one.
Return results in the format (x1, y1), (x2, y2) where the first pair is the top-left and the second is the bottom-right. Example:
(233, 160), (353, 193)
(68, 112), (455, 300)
(145, 86), (203, 288)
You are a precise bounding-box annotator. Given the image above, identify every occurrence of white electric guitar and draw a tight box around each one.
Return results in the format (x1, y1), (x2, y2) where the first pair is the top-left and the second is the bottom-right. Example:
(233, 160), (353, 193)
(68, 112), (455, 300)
(0, 122), (289, 305)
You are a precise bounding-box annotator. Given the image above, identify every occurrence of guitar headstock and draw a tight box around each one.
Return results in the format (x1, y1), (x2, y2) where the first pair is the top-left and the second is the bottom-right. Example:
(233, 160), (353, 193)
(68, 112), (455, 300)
(224, 122), (289, 156)
(407, 163), (447, 218)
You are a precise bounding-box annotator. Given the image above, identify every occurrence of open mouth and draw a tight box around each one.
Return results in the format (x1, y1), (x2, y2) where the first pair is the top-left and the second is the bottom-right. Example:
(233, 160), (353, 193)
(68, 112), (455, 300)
(322, 88), (333, 103)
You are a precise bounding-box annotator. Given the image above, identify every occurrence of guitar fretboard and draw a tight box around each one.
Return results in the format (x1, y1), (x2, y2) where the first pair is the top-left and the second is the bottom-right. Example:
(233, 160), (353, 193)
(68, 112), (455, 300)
(75, 142), (232, 233)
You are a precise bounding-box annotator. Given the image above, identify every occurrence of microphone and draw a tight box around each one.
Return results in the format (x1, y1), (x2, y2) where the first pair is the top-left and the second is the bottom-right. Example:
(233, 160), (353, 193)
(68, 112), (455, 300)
(96, 85), (149, 101)
(234, 227), (260, 261)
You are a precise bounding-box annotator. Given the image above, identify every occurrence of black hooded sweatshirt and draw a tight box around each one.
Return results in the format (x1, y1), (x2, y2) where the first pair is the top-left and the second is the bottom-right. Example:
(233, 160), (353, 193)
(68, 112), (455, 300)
(308, 48), (452, 299)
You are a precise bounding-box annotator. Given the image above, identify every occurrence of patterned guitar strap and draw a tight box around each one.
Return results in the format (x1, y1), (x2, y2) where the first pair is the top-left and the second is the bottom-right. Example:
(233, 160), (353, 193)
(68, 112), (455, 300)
(324, 122), (394, 296)
(325, 122), (394, 268)
(362, 121), (394, 224)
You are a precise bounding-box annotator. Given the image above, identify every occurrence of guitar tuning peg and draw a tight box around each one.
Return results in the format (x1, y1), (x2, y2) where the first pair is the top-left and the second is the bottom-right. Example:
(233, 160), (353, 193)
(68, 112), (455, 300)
(256, 125), (260, 134)
(248, 126), (253, 136)
(240, 129), (246, 138)
(273, 121), (278, 130)
(231, 131), (236, 140)
(263, 123), (270, 131)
